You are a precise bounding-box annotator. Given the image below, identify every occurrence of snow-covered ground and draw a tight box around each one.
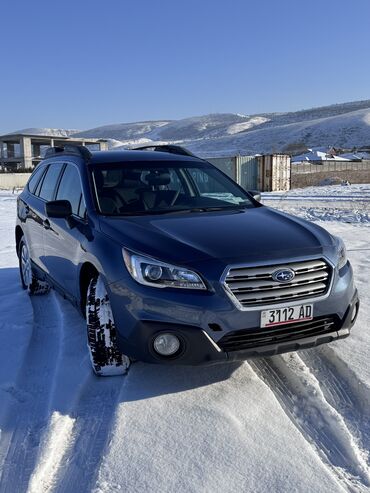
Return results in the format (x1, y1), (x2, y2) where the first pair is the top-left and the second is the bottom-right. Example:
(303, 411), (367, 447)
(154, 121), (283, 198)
(0, 186), (369, 493)
(262, 184), (370, 224)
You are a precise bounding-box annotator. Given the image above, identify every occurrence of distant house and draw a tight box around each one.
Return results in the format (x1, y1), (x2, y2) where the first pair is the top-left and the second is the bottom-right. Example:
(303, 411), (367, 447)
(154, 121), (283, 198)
(292, 147), (360, 164)
(339, 151), (370, 161)
(0, 133), (108, 170)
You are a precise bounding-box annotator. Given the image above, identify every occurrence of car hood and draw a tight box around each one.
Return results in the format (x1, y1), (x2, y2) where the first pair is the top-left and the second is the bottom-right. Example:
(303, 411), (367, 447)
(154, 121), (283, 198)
(98, 206), (335, 266)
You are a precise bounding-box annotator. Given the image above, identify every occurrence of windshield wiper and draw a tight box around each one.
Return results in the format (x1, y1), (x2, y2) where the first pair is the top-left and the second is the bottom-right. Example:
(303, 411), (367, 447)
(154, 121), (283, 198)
(188, 205), (250, 212)
(113, 209), (195, 216)
(113, 204), (251, 217)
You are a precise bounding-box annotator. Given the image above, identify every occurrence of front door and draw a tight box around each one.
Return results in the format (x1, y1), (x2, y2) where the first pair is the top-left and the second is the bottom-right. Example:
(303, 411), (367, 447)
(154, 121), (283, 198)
(42, 162), (87, 299)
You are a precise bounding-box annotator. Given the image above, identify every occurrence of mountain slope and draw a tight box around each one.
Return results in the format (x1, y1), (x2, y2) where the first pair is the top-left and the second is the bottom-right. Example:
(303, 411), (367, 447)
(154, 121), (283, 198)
(7, 99), (370, 156)
(74, 113), (271, 143)
(75, 99), (370, 155)
(73, 120), (171, 141)
(187, 106), (370, 157)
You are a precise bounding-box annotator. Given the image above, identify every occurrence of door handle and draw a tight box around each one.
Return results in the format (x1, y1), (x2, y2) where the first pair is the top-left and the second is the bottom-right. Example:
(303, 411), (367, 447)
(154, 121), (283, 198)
(43, 219), (51, 230)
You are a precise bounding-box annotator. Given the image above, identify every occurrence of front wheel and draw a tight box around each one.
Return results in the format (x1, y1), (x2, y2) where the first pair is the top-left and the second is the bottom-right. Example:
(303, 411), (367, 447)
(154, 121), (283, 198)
(19, 237), (50, 295)
(86, 276), (130, 376)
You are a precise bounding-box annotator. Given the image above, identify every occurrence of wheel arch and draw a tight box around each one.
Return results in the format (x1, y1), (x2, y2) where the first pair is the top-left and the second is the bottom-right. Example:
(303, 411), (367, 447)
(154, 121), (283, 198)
(79, 262), (99, 315)
(15, 225), (24, 257)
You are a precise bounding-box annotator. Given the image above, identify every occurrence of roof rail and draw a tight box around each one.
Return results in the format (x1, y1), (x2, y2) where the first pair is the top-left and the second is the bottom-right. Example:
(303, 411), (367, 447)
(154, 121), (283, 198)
(132, 144), (196, 157)
(44, 145), (92, 161)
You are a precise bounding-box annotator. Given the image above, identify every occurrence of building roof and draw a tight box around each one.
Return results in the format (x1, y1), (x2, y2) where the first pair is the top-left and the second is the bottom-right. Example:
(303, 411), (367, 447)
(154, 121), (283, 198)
(0, 133), (107, 142)
(291, 148), (352, 163)
(339, 151), (370, 160)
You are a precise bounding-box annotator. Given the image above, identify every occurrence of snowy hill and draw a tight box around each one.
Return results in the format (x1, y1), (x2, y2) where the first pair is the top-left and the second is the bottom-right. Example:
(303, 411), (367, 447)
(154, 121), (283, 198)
(73, 120), (171, 142)
(74, 99), (370, 156)
(187, 106), (370, 157)
(6, 99), (370, 156)
(73, 113), (270, 145)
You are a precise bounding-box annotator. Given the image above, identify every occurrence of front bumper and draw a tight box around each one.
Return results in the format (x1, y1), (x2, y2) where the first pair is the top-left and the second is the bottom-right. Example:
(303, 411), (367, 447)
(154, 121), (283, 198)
(108, 261), (359, 365)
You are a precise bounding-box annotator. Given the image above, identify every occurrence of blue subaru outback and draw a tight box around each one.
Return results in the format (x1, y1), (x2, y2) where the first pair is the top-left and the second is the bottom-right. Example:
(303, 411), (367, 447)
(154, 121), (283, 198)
(16, 145), (359, 376)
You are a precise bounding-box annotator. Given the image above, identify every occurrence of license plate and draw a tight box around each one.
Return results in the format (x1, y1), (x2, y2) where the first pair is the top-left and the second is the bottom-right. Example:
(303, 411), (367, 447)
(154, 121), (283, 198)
(260, 304), (313, 328)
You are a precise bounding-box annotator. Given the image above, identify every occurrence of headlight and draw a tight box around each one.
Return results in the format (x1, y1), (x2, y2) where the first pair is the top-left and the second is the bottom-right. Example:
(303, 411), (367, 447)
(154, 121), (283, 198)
(333, 236), (347, 270)
(122, 249), (207, 290)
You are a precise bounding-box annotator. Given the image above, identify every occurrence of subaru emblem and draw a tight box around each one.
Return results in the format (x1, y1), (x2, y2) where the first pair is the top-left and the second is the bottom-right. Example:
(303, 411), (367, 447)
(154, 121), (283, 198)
(272, 268), (295, 283)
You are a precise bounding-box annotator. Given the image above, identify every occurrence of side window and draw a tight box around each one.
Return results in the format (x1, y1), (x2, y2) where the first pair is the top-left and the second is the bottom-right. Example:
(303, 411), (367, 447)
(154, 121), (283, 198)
(38, 163), (64, 201)
(56, 164), (84, 216)
(27, 165), (46, 194)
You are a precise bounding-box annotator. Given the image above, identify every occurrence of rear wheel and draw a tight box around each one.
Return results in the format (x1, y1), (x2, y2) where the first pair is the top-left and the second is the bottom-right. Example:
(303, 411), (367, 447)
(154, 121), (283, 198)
(86, 275), (130, 376)
(19, 237), (50, 295)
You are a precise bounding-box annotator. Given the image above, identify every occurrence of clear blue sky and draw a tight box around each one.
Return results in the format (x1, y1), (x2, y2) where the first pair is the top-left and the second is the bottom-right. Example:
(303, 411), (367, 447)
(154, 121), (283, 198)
(1, 0), (370, 133)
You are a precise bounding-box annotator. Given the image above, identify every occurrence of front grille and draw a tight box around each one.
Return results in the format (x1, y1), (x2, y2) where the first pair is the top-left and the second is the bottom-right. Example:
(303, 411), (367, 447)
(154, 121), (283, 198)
(218, 316), (338, 352)
(224, 259), (331, 307)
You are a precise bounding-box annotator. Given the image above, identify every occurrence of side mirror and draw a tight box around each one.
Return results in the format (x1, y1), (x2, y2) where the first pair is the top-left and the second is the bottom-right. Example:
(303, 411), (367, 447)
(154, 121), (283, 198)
(45, 200), (72, 218)
(248, 190), (261, 203)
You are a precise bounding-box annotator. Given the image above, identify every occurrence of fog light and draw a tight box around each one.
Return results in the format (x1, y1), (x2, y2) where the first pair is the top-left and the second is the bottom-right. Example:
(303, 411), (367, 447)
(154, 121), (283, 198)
(153, 333), (180, 356)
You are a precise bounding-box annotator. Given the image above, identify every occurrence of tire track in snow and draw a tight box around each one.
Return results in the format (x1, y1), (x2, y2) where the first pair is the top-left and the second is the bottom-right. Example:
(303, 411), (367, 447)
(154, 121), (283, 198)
(52, 375), (125, 493)
(26, 295), (89, 493)
(0, 292), (63, 493)
(251, 354), (370, 493)
(300, 346), (370, 461)
(25, 294), (127, 493)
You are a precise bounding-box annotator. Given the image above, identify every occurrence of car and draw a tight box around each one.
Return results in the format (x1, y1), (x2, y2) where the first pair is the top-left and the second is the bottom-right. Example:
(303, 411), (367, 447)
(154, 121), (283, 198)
(16, 145), (359, 376)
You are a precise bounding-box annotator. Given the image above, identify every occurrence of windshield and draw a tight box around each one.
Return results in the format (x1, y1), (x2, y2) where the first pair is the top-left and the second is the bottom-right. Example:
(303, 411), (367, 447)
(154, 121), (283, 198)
(91, 161), (255, 216)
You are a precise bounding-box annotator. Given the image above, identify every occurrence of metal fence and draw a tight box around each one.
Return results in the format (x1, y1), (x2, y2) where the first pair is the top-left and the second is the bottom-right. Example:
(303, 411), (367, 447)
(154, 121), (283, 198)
(206, 156), (259, 190)
(292, 160), (370, 173)
(237, 156), (259, 190)
(291, 160), (370, 187)
(206, 157), (237, 181)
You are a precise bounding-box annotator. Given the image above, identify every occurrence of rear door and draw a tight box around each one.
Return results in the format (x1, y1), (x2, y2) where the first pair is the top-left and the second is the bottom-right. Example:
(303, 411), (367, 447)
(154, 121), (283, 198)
(22, 162), (64, 270)
(42, 162), (87, 298)
(19, 164), (46, 264)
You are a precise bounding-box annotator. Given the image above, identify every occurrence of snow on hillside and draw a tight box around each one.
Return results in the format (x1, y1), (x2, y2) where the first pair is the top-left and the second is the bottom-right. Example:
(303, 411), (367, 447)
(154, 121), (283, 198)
(187, 107), (370, 157)
(73, 113), (270, 147)
(144, 113), (268, 141)
(0, 186), (369, 492)
(226, 116), (269, 135)
(6, 99), (370, 156)
(73, 99), (370, 155)
(73, 120), (171, 141)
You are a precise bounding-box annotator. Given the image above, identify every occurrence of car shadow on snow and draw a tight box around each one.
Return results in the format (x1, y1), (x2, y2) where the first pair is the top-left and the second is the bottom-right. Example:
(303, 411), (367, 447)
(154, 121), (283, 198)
(124, 359), (242, 401)
(0, 267), (33, 327)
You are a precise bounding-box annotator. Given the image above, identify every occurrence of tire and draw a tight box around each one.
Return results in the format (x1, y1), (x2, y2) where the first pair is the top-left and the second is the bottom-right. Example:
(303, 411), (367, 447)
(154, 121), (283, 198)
(86, 275), (130, 376)
(19, 237), (50, 295)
